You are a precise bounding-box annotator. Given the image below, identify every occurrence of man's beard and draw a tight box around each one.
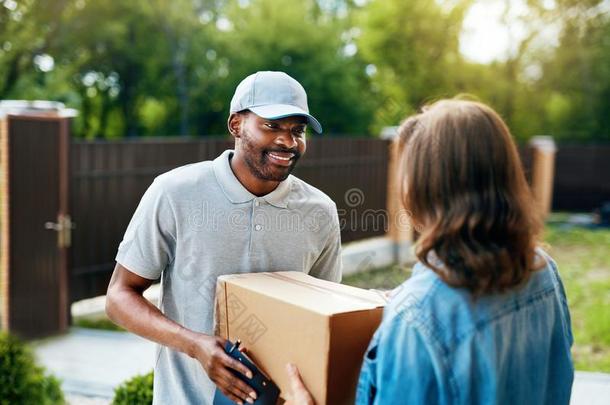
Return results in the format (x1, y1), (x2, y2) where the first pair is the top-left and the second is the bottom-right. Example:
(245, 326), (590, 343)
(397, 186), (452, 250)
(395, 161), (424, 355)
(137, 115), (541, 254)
(241, 130), (301, 181)
(240, 130), (301, 182)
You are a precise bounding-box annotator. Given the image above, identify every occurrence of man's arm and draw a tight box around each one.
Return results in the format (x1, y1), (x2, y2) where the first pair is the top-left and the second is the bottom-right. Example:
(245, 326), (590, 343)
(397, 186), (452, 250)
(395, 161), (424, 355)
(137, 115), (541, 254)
(106, 263), (258, 405)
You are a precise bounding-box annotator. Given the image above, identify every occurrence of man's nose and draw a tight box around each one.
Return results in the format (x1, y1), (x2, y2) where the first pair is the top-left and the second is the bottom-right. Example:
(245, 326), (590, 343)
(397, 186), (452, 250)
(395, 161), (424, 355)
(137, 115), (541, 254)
(274, 130), (298, 149)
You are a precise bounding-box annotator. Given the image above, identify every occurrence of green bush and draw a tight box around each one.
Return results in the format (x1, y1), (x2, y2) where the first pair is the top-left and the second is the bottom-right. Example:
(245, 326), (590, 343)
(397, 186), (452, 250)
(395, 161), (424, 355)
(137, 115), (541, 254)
(112, 371), (153, 405)
(0, 331), (65, 405)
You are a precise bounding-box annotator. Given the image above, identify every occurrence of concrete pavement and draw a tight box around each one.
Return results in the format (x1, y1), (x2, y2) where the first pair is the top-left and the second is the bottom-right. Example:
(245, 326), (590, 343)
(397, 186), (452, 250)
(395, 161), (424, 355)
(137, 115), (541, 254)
(33, 328), (156, 400)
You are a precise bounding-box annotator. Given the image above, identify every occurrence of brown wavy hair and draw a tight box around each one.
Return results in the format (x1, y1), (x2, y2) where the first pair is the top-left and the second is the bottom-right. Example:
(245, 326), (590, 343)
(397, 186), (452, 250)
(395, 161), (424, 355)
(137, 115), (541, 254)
(398, 99), (543, 295)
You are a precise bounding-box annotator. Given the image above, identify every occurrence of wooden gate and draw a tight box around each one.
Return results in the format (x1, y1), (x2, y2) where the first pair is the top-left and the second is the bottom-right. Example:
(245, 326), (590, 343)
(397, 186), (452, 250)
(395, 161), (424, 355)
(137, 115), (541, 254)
(0, 115), (71, 339)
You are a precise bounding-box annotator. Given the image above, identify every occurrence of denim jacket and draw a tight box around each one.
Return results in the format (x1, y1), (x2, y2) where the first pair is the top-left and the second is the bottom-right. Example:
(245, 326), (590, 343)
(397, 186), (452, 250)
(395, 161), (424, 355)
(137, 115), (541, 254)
(356, 250), (574, 405)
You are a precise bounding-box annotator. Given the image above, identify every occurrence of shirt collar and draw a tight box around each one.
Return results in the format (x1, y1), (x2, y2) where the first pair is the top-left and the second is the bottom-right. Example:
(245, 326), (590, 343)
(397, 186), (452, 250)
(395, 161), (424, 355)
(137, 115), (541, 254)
(212, 150), (292, 209)
(263, 175), (292, 209)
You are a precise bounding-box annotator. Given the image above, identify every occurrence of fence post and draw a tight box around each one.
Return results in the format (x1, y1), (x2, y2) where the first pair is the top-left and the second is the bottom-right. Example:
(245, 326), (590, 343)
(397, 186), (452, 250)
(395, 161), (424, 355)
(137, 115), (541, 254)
(529, 136), (557, 219)
(386, 138), (414, 263)
(0, 117), (8, 331)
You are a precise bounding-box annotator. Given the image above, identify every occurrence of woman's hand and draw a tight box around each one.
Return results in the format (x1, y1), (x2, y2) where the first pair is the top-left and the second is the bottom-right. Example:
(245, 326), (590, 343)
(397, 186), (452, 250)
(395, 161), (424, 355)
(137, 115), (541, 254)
(369, 287), (399, 301)
(283, 363), (314, 405)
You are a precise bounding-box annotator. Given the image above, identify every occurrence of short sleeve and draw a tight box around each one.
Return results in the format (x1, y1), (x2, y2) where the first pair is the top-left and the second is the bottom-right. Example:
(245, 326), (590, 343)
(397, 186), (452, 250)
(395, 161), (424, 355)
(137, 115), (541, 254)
(356, 316), (439, 405)
(308, 204), (342, 283)
(115, 178), (176, 280)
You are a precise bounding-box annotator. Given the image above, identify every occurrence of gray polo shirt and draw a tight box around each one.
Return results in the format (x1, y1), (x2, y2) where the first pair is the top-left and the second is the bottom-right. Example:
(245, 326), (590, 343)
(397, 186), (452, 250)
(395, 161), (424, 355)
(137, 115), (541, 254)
(115, 149), (342, 405)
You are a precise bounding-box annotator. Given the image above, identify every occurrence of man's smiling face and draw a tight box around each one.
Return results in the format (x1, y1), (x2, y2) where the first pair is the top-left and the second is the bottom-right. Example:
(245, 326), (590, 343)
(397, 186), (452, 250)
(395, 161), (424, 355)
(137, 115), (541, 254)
(237, 111), (307, 182)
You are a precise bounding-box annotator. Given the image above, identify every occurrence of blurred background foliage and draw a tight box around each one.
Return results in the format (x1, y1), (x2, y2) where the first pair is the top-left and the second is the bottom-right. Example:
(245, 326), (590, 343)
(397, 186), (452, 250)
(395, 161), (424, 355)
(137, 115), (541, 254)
(0, 0), (608, 141)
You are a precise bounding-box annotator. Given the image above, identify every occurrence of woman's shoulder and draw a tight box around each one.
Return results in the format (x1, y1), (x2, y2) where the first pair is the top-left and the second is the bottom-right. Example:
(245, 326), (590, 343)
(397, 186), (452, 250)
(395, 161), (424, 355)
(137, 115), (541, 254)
(384, 262), (442, 317)
(385, 261), (467, 317)
(380, 252), (564, 346)
(380, 262), (465, 347)
(387, 248), (561, 315)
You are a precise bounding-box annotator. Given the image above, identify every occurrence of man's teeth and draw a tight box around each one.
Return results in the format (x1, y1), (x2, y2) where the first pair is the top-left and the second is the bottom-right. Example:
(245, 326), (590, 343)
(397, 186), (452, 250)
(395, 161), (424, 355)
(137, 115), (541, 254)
(268, 152), (293, 161)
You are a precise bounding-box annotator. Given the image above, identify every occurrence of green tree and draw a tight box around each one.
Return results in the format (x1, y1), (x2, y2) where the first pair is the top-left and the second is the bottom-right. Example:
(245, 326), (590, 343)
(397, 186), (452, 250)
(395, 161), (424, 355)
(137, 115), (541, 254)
(357, 0), (469, 132)
(216, 0), (376, 135)
(0, 0), (69, 98)
(536, 0), (610, 141)
(3, 0), (608, 141)
(54, 1), (168, 138)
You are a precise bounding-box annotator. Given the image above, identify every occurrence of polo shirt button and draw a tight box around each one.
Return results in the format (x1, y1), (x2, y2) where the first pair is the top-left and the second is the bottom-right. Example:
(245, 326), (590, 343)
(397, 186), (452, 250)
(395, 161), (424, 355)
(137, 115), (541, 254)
(254, 224), (262, 231)
(254, 200), (260, 207)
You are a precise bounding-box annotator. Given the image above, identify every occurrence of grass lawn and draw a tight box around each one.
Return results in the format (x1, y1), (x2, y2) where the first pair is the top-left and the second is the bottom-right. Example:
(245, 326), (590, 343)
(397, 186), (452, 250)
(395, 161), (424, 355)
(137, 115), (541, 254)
(73, 316), (125, 332)
(343, 223), (610, 373)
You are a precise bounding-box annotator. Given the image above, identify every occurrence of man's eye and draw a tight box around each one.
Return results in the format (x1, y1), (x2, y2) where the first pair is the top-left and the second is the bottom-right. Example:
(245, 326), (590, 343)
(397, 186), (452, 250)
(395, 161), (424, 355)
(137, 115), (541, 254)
(293, 127), (306, 136)
(264, 123), (279, 129)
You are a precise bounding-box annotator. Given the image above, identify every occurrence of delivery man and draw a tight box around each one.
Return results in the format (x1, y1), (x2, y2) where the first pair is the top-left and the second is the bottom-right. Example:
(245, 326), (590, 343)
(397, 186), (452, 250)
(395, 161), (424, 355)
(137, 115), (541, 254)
(106, 71), (342, 405)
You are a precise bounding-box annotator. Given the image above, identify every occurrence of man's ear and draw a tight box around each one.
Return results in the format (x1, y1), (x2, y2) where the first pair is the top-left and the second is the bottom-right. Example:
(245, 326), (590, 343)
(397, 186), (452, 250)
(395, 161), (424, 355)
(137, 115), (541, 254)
(227, 113), (243, 139)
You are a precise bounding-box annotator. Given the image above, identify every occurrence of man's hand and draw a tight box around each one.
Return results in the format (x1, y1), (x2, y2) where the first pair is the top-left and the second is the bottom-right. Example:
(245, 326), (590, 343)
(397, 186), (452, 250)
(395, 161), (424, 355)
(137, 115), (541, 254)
(192, 334), (258, 405)
(284, 364), (314, 405)
(106, 265), (257, 403)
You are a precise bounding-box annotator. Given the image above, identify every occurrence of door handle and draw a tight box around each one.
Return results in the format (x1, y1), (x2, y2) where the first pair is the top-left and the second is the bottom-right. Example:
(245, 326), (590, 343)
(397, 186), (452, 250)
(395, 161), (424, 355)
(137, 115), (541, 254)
(44, 214), (75, 248)
(45, 221), (63, 231)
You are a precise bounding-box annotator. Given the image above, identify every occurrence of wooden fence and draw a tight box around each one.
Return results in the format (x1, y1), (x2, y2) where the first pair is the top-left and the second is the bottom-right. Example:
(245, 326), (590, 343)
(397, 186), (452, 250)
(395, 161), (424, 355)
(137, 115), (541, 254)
(6, 127), (608, 308)
(69, 137), (390, 302)
(5, 111), (608, 339)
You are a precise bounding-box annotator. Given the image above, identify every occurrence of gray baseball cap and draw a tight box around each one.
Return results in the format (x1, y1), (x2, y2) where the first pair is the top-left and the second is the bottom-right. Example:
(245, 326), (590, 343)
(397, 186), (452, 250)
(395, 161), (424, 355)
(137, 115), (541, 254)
(230, 71), (323, 134)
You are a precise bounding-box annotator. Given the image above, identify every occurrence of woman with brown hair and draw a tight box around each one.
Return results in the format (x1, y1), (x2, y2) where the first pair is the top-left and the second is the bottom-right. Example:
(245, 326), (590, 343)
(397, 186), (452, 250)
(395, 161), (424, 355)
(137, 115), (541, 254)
(284, 99), (574, 404)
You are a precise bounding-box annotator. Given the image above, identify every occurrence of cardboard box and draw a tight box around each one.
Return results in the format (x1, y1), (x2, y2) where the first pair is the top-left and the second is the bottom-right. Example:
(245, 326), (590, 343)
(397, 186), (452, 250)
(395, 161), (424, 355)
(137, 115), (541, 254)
(214, 271), (386, 405)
